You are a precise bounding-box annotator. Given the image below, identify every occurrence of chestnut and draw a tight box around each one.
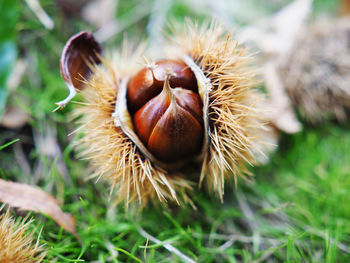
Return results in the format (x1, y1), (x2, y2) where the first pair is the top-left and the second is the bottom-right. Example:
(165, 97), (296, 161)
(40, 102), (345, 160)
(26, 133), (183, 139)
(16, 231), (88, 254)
(131, 69), (203, 162)
(58, 24), (273, 207)
(127, 59), (198, 114)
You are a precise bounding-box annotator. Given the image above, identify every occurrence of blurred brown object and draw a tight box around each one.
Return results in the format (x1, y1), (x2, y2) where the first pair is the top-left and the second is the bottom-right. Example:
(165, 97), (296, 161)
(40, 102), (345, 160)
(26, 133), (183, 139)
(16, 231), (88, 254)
(340, 0), (350, 16)
(279, 18), (350, 123)
(0, 179), (78, 239)
(238, 0), (312, 133)
(1, 107), (29, 129)
(81, 0), (117, 27)
(56, 0), (90, 17)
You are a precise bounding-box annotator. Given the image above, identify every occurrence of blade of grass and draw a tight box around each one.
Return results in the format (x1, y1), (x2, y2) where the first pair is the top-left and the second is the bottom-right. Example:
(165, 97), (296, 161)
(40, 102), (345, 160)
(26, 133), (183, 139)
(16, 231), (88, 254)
(0, 138), (19, 150)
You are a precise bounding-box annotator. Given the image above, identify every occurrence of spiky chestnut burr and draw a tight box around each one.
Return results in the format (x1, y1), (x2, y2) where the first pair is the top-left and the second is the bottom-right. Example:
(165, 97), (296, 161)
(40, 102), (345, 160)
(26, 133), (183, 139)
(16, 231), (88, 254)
(279, 18), (350, 123)
(57, 22), (272, 207)
(0, 209), (46, 262)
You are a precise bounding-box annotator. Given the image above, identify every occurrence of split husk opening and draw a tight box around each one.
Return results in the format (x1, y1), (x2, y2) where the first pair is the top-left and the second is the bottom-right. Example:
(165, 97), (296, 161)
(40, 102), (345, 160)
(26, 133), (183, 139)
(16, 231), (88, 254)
(114, 55), (211, 172)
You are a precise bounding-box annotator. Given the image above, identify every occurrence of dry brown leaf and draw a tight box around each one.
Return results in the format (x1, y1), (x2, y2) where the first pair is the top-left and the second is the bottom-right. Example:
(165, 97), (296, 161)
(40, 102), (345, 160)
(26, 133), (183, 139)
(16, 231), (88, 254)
(340, 0), (350, 16)
(0, 179), (78, 239)
(1, 107), (29, 129)
(81, 0), (117, 27)
(236, 0), (311, 133)
(238, 0), (312, 55)
(263, 62), (302, 134)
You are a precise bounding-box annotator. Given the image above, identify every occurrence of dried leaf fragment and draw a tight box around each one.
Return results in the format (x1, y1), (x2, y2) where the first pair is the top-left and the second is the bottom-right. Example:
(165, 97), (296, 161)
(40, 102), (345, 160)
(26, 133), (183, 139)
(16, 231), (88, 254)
(1, 106), (29, 129)
(81, 0), (117, 27)
(0, 179), (78, 238)
(263, 62), (301, 133)
(340, 0), (350, 16)
(56, 31), (102, 110)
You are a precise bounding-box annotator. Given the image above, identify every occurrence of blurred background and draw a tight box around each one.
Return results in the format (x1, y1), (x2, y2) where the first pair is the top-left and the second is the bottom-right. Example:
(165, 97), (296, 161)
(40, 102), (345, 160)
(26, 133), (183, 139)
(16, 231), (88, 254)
(1, 0), (350, 262)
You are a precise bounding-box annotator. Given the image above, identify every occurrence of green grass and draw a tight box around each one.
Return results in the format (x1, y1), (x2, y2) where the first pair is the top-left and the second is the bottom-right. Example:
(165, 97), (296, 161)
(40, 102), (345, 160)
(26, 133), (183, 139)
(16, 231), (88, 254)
(1, 0), (349, 262)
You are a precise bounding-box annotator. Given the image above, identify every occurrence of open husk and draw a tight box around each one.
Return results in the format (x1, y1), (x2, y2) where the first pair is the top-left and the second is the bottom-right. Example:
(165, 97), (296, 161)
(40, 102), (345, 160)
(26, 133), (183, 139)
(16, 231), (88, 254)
(74, 47), (195, 207)
(114, 55), (211, 172)
(69, 22), (272, 207)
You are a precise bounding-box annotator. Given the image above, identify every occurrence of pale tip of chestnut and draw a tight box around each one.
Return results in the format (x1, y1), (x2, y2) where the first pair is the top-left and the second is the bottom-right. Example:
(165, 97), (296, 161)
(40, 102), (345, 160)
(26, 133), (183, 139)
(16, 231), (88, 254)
(142, 56), (158, 71)
(162, 71), (174, 96)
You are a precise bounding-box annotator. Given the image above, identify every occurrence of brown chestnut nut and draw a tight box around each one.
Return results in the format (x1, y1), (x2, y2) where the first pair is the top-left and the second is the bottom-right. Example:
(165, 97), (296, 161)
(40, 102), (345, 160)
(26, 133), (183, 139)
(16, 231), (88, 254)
(127, 59), (198, 114)
(133, 72), (203, 162)
(127, 59), (204, 163)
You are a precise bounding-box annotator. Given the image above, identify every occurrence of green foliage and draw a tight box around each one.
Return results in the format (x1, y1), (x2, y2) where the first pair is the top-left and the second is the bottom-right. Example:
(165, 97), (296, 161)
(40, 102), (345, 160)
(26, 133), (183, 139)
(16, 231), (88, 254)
(0, 0), (19, 40)
(314, 0), (342, 14)
(0, 0), (19, 118)
(0, 139), (19, 151)
(252, 124), (350, 262)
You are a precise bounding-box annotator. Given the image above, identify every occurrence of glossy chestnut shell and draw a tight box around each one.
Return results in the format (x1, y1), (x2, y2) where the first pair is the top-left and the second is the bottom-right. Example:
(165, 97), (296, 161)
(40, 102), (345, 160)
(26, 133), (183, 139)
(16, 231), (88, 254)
(127, 60), (204, 163)
(127, 59), (198, 114)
